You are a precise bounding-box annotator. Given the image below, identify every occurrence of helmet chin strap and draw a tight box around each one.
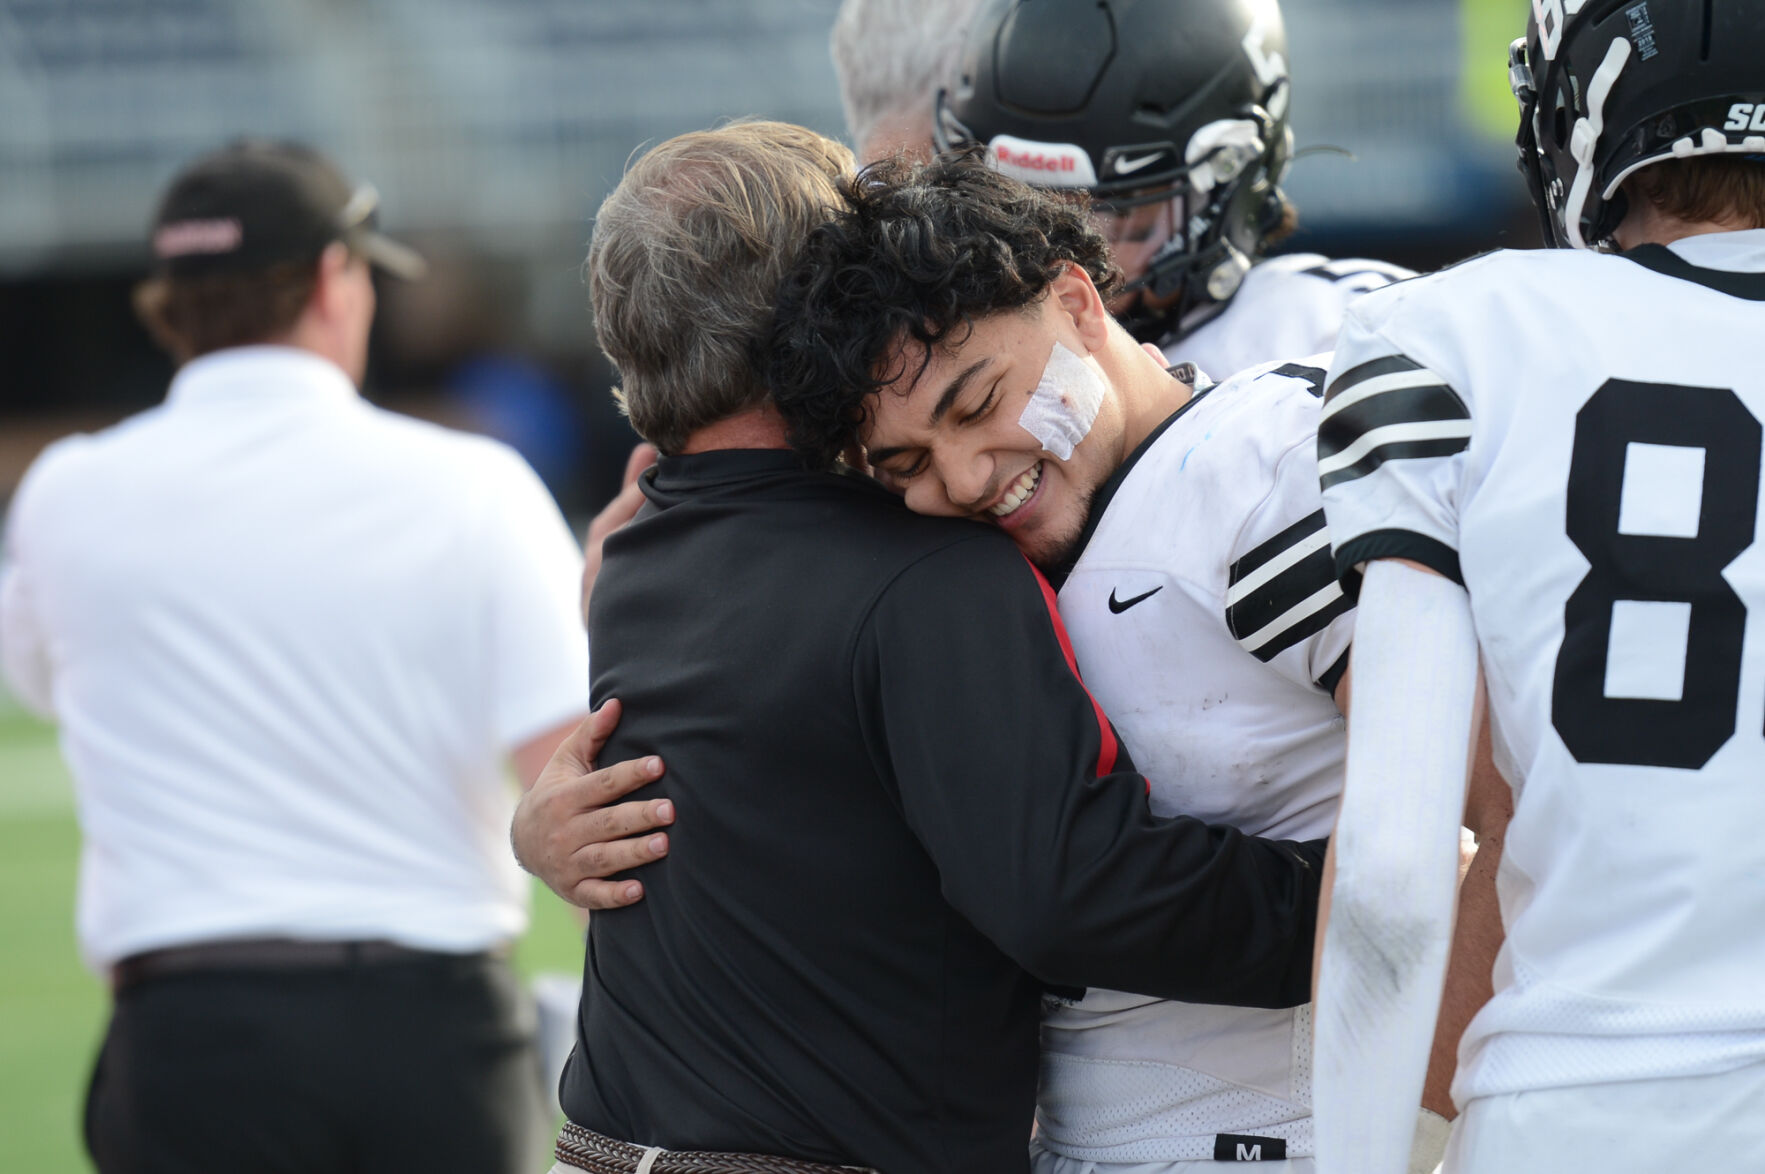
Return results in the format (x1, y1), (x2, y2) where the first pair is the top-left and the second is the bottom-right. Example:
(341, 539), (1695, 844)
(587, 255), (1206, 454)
(1112, 236), (1249, 348)
(1510, 38), (1567, 248)
(1115, 168), (1284, 343)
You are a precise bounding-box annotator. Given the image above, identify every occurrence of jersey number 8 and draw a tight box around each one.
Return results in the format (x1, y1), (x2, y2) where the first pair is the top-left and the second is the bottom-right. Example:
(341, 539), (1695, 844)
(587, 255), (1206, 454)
(1552, 379), (1761, 770)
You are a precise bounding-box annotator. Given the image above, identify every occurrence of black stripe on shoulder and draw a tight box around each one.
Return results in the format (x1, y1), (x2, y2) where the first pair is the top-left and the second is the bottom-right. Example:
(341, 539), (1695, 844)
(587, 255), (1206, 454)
(1228, 519), (1334, 653)
(1332, 530), (1463, 602)
(1622, 244), (1765, 301)
(1230, 543), (1335, 638)
(1317, 381), (1470, 464)
(1316, 353), (1471, 489)
(1229, 508), (1326, 583)
(1322, 354), (1423, 405)
(1249, 588), (1353, 663)
(1319, 437), (1470, 491)
(1301, 260), (1411, 285)
(1242, 582), (1348, 663)
(1270, 363), (1328, 398)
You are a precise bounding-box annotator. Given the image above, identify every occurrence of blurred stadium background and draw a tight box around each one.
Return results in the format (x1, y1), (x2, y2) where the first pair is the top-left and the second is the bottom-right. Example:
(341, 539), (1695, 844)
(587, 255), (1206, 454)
(0, 1), (1528, 1168)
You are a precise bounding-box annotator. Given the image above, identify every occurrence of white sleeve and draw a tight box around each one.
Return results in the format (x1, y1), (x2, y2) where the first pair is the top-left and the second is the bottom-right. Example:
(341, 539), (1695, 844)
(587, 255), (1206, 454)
(1225, 430), (1355, 695)
(1, 471), (56, 717)
(0, 559), (53, 717)
(1313, 560), (1480, 1174)
(480, 448), (590, 748)
(1318, 300), (1474, 598)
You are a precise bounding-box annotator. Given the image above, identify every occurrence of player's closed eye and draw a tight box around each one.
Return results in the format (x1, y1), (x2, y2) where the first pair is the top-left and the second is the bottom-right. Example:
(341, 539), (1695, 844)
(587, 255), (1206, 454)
(881, 454), (928, 482)
(957, 387), (998, 426)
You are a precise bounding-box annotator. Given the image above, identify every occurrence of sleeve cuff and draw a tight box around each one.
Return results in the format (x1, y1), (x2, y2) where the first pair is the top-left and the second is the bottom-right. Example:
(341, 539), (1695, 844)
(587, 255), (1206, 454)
(1333, 529), (1462, 602)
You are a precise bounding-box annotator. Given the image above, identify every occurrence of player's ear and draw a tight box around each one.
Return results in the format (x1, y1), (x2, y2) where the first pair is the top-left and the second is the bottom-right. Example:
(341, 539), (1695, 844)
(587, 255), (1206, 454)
(308, 241), (358, 324)
(1049, 261), (1110, 356)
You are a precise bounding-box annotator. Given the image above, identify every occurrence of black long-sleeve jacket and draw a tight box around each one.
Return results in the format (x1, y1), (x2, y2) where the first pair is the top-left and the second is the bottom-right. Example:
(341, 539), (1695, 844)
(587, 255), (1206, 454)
(563, 449), (1324, 1174)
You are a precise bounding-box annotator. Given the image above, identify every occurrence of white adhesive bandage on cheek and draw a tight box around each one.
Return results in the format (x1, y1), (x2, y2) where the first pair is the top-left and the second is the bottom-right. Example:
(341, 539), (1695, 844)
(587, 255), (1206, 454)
(1018, 341), (1105, 461)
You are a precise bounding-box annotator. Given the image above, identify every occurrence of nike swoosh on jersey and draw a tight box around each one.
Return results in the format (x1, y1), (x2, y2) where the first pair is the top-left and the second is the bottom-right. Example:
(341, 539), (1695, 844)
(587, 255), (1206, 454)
(1108, 585), (1163, 613)
(1112, 152), (1163, 175)
(1226, 509), (1352, 661)
(1317, 354), (1471, 489)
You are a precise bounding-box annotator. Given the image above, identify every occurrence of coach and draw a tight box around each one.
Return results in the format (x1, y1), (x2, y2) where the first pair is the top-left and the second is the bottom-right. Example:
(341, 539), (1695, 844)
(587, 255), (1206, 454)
(536, 120), (1325, 1174)
(0, 141), (589, 1172)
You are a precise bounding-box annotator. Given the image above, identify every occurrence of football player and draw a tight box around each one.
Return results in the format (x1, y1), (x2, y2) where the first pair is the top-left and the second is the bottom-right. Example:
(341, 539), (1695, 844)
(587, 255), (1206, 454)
(1311, 2), (1765, 1171)
(761, 153), (1508, 1174)
(935, 0), (1412, 377)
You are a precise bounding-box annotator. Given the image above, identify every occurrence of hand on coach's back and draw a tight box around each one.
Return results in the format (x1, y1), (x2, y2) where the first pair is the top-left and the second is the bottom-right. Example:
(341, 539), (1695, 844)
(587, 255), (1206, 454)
(511, 699), (672, 909)
(582, 444), (659, 626)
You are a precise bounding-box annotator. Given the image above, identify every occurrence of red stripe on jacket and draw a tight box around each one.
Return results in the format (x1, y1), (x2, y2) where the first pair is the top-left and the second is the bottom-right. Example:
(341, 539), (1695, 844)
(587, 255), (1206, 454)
(1023, 556), (1123, 780)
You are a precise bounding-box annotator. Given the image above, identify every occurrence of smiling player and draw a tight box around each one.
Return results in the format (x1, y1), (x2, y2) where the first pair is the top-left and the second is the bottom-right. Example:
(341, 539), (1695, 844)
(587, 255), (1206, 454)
(765, 153), (1507, 1174)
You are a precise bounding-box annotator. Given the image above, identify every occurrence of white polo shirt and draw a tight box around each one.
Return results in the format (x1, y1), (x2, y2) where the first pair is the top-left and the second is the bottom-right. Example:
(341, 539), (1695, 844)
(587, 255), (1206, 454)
(0, 346), (589, 969)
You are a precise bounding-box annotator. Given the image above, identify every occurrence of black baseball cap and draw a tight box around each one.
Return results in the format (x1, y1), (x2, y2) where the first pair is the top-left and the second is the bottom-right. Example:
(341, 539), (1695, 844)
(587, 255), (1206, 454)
(149, 139), (427, 280)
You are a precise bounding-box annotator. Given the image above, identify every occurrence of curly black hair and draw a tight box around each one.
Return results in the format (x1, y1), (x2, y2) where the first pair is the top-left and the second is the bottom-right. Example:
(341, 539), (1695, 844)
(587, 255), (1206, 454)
(768, 150), (1122, 471)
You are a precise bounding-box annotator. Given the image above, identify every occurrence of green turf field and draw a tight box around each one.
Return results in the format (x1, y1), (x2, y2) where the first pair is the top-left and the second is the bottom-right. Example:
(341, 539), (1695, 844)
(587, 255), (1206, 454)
(0, 704), (588, 1172)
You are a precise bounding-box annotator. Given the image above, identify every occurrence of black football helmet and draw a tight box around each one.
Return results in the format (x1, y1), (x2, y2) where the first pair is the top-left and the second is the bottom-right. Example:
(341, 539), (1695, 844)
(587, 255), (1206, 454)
(934, 0), (1295, 339)
(1511, 0), (1765, 250)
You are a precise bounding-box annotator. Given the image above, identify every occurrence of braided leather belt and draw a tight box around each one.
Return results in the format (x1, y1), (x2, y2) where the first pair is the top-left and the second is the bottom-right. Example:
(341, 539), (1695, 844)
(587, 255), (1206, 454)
(554, 1122), (875, 1174)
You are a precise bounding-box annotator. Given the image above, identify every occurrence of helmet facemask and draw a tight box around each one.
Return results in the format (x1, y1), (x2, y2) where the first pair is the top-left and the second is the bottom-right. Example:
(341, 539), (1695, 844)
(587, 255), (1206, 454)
(1099, 106), (1292, 332)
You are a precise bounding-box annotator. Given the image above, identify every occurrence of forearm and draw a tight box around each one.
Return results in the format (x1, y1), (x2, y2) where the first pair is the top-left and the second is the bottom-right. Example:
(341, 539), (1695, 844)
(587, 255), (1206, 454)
(1314, 560), (1481, 1174)
(1423, 719), (1512, 1115)
(1423, 829), (1504, 1117)
(1001, 822), (1326, 1008)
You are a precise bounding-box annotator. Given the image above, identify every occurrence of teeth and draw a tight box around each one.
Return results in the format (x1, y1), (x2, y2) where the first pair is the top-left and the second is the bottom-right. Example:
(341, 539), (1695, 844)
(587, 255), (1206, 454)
(988, 463), (1042, 517)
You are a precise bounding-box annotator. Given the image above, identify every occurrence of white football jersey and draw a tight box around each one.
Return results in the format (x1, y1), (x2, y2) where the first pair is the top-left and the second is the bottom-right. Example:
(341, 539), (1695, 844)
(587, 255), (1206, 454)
(1039, 361), (1354, 1163)
(1159, 252), (1413, 379)
(1318, 230), (1765, 1105)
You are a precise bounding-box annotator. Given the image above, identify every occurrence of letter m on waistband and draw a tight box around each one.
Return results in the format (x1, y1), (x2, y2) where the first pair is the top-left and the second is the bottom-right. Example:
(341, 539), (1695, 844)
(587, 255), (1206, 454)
(1213, 1133), (1288, 1161)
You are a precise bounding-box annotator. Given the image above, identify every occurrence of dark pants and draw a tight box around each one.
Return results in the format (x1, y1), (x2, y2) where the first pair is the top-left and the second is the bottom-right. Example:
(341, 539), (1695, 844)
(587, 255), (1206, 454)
(85, 951), (547, 1174)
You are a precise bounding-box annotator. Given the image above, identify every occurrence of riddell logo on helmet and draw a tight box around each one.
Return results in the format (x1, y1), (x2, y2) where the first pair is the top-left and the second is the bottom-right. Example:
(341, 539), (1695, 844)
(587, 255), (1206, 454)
(995, 145), (1076, 173)
(985, 135), (1099, 188)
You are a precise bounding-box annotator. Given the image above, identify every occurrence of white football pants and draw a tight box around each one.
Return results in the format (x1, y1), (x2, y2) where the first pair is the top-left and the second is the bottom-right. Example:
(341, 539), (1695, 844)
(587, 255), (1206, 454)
(1445, 1060), (1765, 1173)
(1029, 1140), (1313, 1174)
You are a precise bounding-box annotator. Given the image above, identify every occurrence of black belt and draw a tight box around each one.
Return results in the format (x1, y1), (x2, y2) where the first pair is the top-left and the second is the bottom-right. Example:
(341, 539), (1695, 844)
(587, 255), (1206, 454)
(111, 937), (499, 991)
(554, 1122), (875, 1174)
